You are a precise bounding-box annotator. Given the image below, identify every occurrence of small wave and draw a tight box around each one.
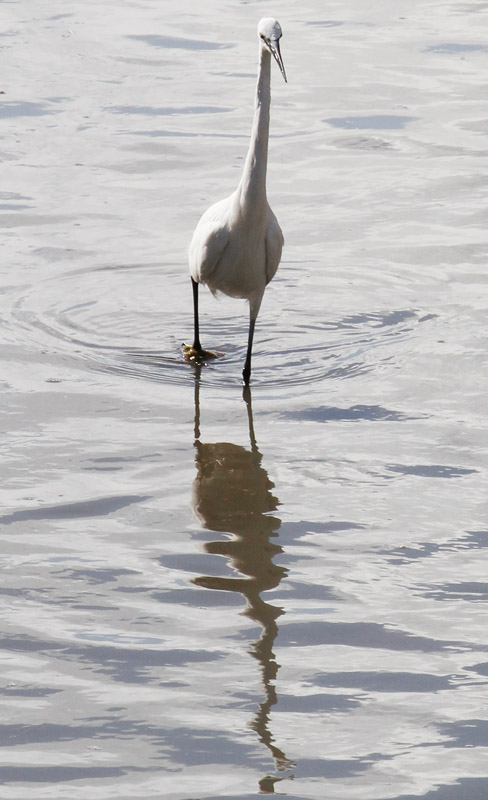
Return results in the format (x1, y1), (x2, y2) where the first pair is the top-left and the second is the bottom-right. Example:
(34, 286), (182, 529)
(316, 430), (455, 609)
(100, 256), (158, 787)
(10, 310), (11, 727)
(4, 261), (425, 389)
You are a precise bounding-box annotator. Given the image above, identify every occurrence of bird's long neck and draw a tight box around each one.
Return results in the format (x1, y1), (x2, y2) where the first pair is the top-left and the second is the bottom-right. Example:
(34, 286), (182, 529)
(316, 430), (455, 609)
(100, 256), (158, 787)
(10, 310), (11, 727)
(238, 44), (271, 213)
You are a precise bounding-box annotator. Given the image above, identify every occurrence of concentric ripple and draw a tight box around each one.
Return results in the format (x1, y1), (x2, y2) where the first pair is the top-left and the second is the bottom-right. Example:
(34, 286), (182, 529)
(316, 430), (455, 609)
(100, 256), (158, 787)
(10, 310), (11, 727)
(4, 261), (425, 388)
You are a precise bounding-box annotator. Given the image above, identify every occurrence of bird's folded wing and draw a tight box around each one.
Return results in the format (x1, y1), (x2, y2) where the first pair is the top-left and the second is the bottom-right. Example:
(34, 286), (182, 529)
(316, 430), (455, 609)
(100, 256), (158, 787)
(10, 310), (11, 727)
(264, 215), (284, 285)
(189, 216), (230, 283)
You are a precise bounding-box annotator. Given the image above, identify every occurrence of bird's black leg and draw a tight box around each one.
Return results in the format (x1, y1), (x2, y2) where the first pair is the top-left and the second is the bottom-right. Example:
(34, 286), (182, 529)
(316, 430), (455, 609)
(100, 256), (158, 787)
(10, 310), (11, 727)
(191, 278), (203, 353)
(242, 316), (256, 385)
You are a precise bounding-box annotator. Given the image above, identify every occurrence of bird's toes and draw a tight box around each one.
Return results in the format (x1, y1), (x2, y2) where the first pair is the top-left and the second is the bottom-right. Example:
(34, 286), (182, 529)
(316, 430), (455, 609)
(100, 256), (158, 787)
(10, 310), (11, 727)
(183, 344), (218, 362)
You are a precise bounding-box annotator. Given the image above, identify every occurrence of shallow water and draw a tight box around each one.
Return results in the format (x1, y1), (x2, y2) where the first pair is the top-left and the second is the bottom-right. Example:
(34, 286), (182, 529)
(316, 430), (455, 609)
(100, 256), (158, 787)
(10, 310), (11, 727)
(1, 1), (488, 798)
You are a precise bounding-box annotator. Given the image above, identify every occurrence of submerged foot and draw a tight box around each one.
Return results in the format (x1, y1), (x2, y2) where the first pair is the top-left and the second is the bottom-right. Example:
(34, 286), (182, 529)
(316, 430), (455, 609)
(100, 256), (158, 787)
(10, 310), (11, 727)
(183, 343), (218, 362)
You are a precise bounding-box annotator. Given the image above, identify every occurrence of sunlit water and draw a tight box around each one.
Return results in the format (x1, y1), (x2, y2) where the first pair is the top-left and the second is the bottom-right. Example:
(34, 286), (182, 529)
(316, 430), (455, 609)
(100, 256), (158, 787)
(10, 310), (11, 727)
(1, 1), (488, 798)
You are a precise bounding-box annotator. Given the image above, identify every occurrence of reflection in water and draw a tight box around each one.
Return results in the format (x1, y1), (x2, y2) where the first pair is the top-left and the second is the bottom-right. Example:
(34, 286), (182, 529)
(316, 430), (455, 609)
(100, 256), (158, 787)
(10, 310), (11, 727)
(191, 373), (293, 791)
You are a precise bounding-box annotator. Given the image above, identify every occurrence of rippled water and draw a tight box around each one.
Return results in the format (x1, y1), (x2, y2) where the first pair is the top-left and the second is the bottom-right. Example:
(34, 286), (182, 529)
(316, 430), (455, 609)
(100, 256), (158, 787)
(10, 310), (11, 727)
(2, 1), (488, 798)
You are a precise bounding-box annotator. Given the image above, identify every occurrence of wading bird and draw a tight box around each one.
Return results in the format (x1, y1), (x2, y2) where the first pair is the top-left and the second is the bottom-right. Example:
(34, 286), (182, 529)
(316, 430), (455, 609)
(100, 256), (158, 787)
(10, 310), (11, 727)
(186, 17), (287, 385)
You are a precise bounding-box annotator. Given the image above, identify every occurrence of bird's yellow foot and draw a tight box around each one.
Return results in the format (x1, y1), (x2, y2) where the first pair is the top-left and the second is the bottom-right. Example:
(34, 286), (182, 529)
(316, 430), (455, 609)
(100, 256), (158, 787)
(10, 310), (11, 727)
(183, 344), (218, 362)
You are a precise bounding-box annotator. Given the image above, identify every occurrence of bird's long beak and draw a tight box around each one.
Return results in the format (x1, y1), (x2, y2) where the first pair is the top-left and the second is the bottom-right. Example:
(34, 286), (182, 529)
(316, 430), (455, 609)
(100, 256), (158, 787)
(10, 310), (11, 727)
(269, 38), (287, 83)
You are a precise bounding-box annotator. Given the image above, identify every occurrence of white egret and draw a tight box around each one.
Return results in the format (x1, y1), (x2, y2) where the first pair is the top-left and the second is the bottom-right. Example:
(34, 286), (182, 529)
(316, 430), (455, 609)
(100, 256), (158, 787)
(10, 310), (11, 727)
(187, 17), (287, 385)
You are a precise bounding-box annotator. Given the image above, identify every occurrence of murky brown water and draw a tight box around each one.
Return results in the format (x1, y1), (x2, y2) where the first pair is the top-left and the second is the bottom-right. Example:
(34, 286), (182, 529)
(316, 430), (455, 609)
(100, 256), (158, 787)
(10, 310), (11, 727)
(2, 1), (488, 798)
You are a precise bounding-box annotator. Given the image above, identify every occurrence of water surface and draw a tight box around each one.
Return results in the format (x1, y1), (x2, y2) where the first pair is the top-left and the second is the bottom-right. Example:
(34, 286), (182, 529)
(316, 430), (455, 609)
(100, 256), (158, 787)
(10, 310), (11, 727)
(1, 1), (487, 798)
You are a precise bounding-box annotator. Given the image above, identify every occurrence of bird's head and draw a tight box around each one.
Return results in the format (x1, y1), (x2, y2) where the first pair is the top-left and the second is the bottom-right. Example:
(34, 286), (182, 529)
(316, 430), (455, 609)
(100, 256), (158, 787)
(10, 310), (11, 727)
(257, 18), (287, 83)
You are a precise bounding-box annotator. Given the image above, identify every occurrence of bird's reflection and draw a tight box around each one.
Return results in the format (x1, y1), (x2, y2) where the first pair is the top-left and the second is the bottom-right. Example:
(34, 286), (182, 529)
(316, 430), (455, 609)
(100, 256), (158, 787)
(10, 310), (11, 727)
(191, 372), (293, 790)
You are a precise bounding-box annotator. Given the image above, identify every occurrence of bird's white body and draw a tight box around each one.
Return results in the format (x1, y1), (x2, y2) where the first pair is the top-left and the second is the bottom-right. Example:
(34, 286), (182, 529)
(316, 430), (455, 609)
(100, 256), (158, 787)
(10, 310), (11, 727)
(188, 18), (286, 383)
(189, 189), (283, 318)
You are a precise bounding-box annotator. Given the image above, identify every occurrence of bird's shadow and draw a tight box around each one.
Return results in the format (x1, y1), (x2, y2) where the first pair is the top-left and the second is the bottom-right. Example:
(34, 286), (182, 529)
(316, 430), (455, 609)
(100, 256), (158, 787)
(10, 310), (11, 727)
(190, 369), (294, 790)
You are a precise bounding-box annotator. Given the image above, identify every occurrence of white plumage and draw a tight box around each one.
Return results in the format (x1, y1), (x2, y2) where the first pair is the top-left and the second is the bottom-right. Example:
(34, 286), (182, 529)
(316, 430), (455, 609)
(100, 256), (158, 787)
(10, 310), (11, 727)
(187, 18), (287, 384)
